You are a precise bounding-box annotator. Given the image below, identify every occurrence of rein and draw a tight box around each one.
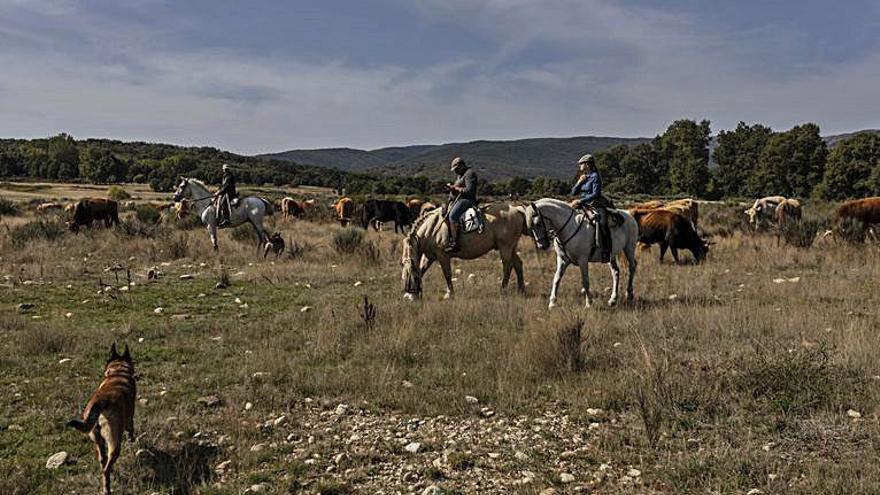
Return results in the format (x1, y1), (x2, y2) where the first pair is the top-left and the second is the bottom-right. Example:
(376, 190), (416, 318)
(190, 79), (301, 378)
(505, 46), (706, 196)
(529, 202), (586, 263)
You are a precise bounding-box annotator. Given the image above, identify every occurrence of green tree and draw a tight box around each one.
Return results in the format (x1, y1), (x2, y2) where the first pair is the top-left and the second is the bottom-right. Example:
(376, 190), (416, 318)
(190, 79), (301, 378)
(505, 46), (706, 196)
(79, 147), (127, 183)
(755, 123), (827, 197)
(654, 119), (711, 197)
(612, 143), (661, 194)
(817, 132), (880, 199)
(712, 122), (773, 197)
(47, 133), (79, 180)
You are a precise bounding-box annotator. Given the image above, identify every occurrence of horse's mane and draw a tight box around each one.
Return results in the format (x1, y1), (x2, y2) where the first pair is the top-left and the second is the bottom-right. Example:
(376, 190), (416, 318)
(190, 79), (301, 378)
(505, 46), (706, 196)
(184, 177), (210, 189)
(406, 207), (440, 242)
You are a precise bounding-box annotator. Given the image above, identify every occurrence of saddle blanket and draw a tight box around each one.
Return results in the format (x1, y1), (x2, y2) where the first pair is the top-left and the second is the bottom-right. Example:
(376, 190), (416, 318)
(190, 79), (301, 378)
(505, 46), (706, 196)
(462, 207), (485, 234)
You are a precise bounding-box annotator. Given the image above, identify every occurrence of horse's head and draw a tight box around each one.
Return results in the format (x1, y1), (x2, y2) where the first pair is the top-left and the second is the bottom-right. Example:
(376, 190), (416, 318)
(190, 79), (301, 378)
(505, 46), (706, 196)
(400, 236), (422, 299)
(524, 202), (551, 250)
(172, 178), (189, 203)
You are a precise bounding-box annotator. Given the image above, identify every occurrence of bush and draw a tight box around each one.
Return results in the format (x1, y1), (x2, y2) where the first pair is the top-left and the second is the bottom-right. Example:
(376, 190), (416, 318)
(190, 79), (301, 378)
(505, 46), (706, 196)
(115, 217), (159, 238)
(107, 185), (131, 201)
(332, 227), (364, 254)
(780, 218), (824, 248)
(0, 198), (19, 216)
(738, 344), (865, 417)
(6, 219), (66, 247)
(134, 205), (161, 224)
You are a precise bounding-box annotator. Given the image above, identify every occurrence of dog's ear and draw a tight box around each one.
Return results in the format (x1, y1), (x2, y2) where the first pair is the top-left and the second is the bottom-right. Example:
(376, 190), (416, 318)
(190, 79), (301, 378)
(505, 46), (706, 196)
(122, 344), (131, 360)
(109, 342), (119, 360)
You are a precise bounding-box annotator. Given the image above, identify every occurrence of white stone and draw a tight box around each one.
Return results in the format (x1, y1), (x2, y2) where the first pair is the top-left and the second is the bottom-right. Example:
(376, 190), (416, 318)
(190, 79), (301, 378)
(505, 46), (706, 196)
(153, 307), (164, 314)
(559, 473), (575, 483)
(847, 409), (862, 419)
(46, 451), (68, 469)
(464, 395), (479, 404)
(404, 442), (422, 454)
(58, 358), (71, 364)
(627, 468), (642, 477)
(244, 402), (253, 411)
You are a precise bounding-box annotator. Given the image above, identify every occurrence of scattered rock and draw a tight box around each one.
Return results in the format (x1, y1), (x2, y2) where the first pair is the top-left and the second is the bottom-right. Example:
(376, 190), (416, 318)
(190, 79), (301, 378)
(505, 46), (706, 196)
(747, 489), (763, 495)
(179, 274), (195, 280)
(300, 306), (312, 313)
(247, 482), (271, 493)
(354, 281), (363, 287)
(272, 415), (287, 427)
(847, 409), (862, 419)
(58, 358), (71, 364)
(404, 442), (422, 454)
(215, 460), (232, 474)
(153, 307), (164, 314)
(244, 402), (253, 411)
(539, 489), (559, 495)
(422, 485), (443, 495)
(197, 395), (221, 408)
(46, 451), (69, 469)
(514, 451), (529, 461)
(559, 473), (575, 483)
(464, 395), (479, 404)
(334, 404), (350, 416)
(627, 468), (642, 477)
(170, 314), (190, 321)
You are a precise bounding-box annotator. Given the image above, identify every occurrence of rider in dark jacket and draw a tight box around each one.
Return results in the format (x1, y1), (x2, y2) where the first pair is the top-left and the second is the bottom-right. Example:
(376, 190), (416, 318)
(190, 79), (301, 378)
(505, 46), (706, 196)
(216, 164), (237, 227)
(570, 154), (612, 262)
(444, 157), (477, 252)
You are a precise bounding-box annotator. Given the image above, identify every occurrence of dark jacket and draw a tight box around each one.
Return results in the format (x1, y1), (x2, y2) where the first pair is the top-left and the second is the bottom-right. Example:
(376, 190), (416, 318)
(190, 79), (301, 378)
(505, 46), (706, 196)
(451, 168), (478, 201)
(571, 171), (602, 207)
(218, 172), (237, 198)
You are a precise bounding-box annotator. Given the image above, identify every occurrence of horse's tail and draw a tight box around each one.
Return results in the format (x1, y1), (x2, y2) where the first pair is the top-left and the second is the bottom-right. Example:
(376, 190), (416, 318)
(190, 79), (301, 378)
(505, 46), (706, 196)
(401, 226), (425, 297)
(259, 197), (274, 216)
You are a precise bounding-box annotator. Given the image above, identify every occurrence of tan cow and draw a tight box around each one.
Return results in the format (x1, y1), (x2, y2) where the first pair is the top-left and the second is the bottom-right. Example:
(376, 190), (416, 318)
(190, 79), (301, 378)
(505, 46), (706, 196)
(281, 197), (304, 220)
(774, 198), (802, 229)
(629, 198), (699, 228)
(745, 196), (787, 230)
(36, 202), (63, 214)
(333, 197), (355, 226)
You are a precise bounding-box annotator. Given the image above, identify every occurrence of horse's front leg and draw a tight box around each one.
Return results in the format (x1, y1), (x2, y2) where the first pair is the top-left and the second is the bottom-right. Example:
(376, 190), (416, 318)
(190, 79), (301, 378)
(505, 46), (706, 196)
(549, 255), (569, 309)
(608, 257), (620, 306)
(439, 257), (454, 300)
(209, 224), (219, 251)
(578, 260), (592, 308)
(625, 242), (637, 303)
(419, 256), (434, 276)
(512, 252), (525, 294)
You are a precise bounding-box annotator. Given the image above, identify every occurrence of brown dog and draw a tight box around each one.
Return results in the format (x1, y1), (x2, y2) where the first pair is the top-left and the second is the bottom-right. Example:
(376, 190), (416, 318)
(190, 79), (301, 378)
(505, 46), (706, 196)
(67, 343), (136, 495)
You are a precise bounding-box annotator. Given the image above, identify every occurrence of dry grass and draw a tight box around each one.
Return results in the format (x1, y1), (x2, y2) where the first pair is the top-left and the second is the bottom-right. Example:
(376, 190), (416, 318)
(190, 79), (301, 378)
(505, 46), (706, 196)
(0, 193), (879, 493)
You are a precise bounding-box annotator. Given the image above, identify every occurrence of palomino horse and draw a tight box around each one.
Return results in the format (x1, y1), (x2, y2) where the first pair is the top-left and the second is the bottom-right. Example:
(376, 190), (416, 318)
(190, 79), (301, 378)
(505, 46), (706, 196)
(401, 204), (526, 299)
(172, 177), (274, 250)
(523, 198), (638, 308)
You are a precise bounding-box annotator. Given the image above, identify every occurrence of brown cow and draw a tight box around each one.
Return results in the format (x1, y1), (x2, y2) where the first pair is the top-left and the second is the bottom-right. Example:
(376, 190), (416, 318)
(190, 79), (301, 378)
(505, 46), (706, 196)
(406, 198), (424, 221)
(631, 209), (709, 263)
(281, 197), (304, 220)
(67, 198), (120, 233)
(333, 197), (355, 226)
(629, 198), (699, 228)
(775, 198), (802, 229)
(833, 197), (880, 232)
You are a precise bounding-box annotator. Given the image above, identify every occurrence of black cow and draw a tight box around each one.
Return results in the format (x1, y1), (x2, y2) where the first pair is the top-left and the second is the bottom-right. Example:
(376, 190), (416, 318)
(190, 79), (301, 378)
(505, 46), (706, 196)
(68, 198), (120, 233)
(631, 209), (710, 263)
(360, 199), (412, 233)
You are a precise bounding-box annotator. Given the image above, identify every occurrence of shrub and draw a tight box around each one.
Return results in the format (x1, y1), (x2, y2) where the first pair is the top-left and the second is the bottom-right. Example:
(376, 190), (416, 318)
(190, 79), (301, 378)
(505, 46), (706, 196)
(556, 318), (585, 373)
(738, 344), (865, 417)
(115, 218), (159, 238)
(286, 238), (310, 260)
(231, 224), (260, 244)
(6, 219), (66, 247)
(107, 185), (131, 201)
(780, 218), (824, 248)
(134, 205), (161, 224)
(333, 227), (364, 254)
(16, 325), (74, 356)
(0, 198), (19, 216)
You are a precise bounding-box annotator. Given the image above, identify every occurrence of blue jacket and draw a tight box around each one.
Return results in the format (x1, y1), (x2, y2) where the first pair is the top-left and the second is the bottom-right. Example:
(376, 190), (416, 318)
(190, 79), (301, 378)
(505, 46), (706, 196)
(570, 171), (602, 206)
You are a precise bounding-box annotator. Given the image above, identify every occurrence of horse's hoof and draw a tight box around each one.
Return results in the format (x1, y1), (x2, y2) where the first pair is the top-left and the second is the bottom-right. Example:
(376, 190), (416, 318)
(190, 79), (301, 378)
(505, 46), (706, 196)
(443, 292), (453, 300)
(608, 298), (618, 307)
(403, 293), (415, 301)
(548, 301), (557, 309)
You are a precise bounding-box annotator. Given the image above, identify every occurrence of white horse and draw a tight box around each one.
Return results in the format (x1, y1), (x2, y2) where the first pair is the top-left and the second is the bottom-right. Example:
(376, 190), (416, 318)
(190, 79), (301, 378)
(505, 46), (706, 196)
(172, 177), (274, 250)
(523, 198), (639, 308)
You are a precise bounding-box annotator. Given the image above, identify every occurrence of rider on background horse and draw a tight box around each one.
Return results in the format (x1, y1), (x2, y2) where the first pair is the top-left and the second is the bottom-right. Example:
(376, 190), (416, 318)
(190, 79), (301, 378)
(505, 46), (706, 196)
(570, 154), (612, 263)
(215, 164), (237, 227)
(444, 157), (478, 253)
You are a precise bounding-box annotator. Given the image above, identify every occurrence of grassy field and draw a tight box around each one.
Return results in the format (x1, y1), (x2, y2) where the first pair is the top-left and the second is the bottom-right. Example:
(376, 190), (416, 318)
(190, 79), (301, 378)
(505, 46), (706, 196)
(1, 184), (879, 494)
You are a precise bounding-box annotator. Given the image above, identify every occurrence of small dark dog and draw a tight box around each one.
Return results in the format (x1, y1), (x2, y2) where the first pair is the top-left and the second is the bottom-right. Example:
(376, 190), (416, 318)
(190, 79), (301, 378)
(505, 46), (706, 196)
(68, 343), (136, 495)
(263, 232), (285, 258)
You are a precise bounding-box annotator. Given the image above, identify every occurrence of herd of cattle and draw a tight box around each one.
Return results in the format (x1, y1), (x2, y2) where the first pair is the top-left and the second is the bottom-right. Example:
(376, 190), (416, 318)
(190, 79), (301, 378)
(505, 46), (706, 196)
(29, 194), (880, 259)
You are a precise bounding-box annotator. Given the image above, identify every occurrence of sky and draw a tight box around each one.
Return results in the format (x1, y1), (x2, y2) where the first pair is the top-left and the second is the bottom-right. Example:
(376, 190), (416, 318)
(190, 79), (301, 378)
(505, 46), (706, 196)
(1, 0), (879, 154)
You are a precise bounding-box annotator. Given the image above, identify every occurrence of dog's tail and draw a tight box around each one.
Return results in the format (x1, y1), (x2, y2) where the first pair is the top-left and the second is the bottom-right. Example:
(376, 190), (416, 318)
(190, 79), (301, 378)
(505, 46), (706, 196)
(67, 404), (102, 433)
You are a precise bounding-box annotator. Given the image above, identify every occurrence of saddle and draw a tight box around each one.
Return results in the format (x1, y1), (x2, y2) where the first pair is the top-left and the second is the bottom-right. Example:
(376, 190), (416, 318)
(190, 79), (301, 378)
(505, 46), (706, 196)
(461, 207), (486, 234)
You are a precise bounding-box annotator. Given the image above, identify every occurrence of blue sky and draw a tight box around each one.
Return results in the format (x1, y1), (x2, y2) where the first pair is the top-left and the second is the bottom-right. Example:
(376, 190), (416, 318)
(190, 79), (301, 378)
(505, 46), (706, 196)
(1, 0), (879, 154)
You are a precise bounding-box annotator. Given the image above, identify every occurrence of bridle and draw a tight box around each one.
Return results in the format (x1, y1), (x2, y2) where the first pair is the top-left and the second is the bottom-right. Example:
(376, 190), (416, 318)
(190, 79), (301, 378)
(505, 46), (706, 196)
(528, 202), (585, 252)
(175, 179), (216, 203)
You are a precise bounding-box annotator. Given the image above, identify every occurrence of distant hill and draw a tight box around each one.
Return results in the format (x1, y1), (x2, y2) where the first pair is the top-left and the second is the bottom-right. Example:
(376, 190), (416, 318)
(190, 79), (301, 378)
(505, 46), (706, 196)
(823, 129), (880, 148)
(259, 136), (650, 181)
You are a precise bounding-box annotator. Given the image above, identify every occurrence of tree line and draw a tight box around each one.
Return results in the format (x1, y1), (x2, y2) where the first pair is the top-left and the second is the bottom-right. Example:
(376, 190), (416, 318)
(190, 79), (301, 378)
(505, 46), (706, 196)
(1, 123), (878, 201)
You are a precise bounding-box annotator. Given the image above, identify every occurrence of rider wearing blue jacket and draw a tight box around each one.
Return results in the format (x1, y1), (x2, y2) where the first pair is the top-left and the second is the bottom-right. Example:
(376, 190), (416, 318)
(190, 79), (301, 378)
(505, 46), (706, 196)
(569, 154), (612, 262)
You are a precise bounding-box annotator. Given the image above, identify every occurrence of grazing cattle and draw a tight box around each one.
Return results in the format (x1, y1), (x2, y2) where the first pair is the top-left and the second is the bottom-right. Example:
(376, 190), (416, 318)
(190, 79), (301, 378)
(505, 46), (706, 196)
(833, 197), (880, 232)
(67, 198), (120, 233)
(775, 198), (802, 229)
(36, 202), (63, 214)
(406, 199), (424, 221)
(333, 197), (355, 226)
(174, 200), (190, 220)
(361, 199), (412, 233)
(631, 209), (710, 263)
(281, 197), (304, 220)
(629, 198), (699, 228)
(745, 196), (787, 230)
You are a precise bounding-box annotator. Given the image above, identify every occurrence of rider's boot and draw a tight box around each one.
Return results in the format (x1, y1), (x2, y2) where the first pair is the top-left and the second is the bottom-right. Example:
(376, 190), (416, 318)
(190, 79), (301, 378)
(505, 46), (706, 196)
(444, 221), (460, 253)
